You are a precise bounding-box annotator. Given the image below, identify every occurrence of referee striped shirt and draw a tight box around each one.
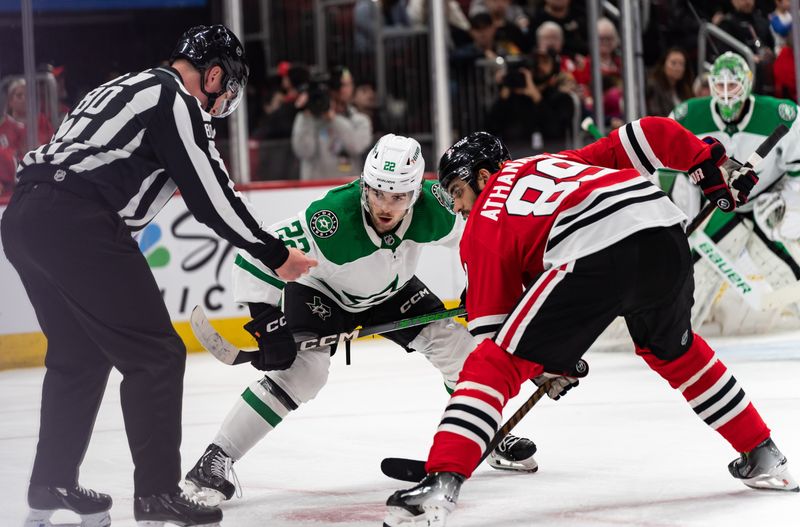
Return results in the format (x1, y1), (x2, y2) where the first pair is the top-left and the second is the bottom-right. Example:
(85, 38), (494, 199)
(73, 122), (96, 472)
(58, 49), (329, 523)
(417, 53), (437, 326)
(17, 66), (288, 270)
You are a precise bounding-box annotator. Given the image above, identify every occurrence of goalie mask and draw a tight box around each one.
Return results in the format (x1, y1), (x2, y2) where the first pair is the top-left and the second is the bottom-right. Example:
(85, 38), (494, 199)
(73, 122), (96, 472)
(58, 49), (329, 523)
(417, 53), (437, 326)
(171, 24), (249, 118)
(438, 131), (510, 214)
(361, 134), (425, 229)
(708, 52), (752, 123)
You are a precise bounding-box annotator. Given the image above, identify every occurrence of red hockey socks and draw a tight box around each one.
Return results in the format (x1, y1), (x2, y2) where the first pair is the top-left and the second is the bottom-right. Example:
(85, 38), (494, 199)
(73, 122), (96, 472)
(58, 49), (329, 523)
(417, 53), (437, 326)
(636, 333), (770, 453)
(425, 339), (543, 478)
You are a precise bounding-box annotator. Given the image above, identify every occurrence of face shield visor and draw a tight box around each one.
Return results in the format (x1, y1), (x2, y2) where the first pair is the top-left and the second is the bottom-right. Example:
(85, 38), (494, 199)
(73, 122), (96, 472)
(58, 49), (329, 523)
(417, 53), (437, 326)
(209, 75), (245, 118)
(362, 184), (416, 213)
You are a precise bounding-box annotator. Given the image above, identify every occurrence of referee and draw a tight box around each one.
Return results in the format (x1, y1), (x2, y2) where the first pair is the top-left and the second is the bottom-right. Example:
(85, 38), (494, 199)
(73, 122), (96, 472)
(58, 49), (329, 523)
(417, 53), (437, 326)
(2, 25), (316, 526)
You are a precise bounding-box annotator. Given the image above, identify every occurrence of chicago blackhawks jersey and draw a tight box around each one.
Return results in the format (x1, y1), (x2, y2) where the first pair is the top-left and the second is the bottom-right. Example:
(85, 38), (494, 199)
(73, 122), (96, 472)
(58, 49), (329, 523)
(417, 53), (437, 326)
(671, 95), (800, 207)
(464, 116), (714, 336)
(234, 179), (462, 312)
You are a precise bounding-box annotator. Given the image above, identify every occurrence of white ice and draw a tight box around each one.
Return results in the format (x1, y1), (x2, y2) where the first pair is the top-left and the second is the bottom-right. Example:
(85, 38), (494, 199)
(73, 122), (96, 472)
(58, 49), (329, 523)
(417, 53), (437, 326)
(1, 331), (799, 527)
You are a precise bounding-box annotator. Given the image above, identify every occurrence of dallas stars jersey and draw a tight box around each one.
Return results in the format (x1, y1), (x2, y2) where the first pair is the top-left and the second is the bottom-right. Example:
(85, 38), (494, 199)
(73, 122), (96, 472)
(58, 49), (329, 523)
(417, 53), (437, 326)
(671, 95), (800, 208)
(233, 179), (463, 312)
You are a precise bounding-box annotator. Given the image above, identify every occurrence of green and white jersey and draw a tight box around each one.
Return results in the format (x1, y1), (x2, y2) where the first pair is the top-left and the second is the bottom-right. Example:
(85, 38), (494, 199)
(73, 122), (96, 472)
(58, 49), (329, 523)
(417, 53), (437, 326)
(233, 179), (463, 312)
(670, 95), (800, 210)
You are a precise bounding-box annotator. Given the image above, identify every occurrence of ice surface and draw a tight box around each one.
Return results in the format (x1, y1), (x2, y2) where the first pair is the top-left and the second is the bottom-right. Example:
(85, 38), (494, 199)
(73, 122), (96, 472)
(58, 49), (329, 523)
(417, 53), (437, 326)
(1, 331), (799, 526)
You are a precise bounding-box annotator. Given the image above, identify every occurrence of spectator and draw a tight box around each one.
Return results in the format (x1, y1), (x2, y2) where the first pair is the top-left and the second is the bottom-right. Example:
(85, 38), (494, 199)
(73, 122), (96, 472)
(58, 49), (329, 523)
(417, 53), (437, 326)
(646, 47), (694, 117)
(573, 17), (623, 127)
(529, 0), (587, 57)
(254, 62), (310, 140)
(291, 66), (372, 181)
(773, 36), (796, 100)
(352, 82), (383, 134)
(451, 13), (501, 63)
(470, 0), (530, 33)
(770, 0), (792, 53)
(479, 0), (531, 55)
(355, 0), (411, 52)
(717, 0), (775, 65)
(486, 50), (574, 155)
(408, 0), (472, 48)
(693, 71), (712, 97)
(535, 20), (579, 78)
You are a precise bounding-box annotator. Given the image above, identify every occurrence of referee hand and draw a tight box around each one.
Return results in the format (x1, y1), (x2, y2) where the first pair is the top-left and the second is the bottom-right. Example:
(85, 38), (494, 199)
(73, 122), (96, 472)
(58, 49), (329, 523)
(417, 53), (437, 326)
(276, 247), (318, 281)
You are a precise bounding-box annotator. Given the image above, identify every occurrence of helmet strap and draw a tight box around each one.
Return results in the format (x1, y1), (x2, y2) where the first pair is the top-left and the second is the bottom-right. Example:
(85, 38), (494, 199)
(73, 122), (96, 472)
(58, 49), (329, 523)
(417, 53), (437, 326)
(199, 67), (226, 114)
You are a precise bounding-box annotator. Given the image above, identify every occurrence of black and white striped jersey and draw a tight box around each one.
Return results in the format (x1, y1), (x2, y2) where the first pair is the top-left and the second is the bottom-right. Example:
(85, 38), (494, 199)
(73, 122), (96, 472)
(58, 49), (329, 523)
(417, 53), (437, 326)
(18, 66), (288, 270)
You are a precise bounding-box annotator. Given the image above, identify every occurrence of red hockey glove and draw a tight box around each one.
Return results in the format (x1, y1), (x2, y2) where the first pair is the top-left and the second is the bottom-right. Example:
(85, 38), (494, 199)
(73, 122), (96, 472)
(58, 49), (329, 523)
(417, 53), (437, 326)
(689, 138), (737, 213)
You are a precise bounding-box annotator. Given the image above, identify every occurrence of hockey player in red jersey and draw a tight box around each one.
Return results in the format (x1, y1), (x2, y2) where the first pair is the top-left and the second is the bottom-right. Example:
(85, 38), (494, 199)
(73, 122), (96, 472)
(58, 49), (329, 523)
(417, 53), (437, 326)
(384, 117), (798, 527)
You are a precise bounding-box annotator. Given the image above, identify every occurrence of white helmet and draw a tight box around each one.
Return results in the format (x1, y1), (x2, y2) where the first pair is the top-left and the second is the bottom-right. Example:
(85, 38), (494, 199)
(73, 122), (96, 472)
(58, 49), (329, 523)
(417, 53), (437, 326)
(360, 133), (425, 213)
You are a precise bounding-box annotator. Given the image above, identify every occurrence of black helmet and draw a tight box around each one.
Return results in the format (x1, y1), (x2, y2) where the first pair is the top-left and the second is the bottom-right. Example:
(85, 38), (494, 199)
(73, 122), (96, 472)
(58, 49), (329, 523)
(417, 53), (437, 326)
(171, 24), (249, 118)
(438, 131), (510, 208)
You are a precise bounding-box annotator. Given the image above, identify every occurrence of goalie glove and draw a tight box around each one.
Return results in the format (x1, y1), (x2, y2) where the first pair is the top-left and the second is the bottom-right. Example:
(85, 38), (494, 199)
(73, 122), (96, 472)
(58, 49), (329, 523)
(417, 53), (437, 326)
(754, 181), (800, 241)
(243, 304), (297, 371)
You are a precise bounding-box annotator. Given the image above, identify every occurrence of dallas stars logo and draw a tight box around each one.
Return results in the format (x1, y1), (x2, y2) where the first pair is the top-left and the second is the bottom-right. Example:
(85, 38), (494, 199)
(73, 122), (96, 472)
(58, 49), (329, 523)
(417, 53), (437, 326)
(309, 210), (339, 238)
(306, 296), (332, 320)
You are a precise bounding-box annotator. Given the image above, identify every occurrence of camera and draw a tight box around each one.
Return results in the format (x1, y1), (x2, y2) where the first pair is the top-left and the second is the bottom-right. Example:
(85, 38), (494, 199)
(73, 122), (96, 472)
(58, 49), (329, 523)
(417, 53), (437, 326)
(502, 55), (535, 89)
(299, 73), (331, 117)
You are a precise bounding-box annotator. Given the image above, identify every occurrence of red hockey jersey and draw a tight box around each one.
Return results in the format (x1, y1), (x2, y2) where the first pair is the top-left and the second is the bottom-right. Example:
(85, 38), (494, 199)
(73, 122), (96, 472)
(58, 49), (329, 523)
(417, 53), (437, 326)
(464, 116), (715, 336)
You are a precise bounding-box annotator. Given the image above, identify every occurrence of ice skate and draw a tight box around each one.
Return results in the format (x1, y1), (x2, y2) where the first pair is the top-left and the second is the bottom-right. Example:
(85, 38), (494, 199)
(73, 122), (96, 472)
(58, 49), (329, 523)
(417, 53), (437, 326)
(183, 443), (238, 506)
(24, 484), (112, 527)
(384, 472), (464, 527)
(487, 434), (538, 472)
(729, 437), (799, 492)
(134, 491), (222, 526)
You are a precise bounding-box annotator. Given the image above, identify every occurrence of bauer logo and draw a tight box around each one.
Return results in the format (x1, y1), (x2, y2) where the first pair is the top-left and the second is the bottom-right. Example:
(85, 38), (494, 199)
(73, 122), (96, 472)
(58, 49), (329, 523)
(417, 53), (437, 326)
(309, 210), (339, 238)
(138, 223), (171, 268)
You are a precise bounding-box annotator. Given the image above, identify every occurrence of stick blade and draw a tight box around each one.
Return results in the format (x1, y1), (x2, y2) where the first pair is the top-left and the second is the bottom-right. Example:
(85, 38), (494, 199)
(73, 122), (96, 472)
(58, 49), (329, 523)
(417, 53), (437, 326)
(189, 305), (240, 365)
(381, 457), (427, 482)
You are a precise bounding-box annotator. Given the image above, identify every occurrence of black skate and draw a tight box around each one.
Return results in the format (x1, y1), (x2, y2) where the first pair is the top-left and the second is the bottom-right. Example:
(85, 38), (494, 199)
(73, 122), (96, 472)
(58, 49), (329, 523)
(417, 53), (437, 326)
(183, 443), (238, 506)
(729, 437), (799, 492)
(134, 492), (222, 527)
(25, 484), (112, 527)
(384, 472), (464, 527)
(487, 434), (538, 472)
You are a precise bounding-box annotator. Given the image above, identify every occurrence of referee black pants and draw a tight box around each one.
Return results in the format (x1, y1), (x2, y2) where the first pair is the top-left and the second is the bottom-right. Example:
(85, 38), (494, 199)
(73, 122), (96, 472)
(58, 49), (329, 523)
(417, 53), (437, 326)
(1, 183), (185, 497)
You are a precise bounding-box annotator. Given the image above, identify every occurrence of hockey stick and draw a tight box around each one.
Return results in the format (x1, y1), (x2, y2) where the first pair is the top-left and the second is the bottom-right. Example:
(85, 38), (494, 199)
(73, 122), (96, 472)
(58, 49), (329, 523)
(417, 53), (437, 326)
(380, 360), (589, 483)
(189, 305), (466, 366)
(380, 125), (792, 483)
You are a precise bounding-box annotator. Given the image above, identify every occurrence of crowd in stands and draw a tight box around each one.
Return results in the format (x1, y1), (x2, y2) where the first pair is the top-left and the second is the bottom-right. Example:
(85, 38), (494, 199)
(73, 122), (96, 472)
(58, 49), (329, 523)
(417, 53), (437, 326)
(1, 0), (798, 191)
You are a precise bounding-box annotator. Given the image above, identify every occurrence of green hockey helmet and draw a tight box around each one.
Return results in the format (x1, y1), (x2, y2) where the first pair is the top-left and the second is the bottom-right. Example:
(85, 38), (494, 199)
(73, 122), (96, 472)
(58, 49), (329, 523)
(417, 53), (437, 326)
(708, 52), (752, 123)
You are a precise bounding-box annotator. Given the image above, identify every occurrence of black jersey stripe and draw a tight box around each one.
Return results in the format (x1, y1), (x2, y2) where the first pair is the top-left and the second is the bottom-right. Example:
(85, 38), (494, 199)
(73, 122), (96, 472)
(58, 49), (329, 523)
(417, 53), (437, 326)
(625, 123), (656, 174)
(445, 403), (499, 430)
(547, 190), (667, 250)
(704, 389), (746, 427)
(555, 180), (653, 228)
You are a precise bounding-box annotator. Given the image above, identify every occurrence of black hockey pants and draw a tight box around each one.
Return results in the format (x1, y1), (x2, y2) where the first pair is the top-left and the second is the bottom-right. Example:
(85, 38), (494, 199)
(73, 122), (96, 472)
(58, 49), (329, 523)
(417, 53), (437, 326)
(1, 182), (185, 497)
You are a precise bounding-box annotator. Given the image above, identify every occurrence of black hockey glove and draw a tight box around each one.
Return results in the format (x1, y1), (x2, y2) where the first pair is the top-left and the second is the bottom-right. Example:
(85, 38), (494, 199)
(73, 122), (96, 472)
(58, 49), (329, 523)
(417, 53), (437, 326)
(721, 157), (759, 206)
(243, 305), (296, 371)
(689, 138), (737, 213)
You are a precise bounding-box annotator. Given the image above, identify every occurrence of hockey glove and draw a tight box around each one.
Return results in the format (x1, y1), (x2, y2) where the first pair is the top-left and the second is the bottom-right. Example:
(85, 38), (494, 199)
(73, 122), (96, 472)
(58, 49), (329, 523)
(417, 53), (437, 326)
(243, 305), (297, 371)
(532, 360), (588, 400)
(754, 183), (800, 241)
(721, 157), (759, 206)
(689, 138), (737, 213)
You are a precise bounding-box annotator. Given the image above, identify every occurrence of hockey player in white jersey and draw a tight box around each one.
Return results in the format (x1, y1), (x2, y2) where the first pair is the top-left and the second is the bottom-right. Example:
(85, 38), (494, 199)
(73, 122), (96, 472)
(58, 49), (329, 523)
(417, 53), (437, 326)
(669, 52), (800, 332)
(183, 134), (540, 505)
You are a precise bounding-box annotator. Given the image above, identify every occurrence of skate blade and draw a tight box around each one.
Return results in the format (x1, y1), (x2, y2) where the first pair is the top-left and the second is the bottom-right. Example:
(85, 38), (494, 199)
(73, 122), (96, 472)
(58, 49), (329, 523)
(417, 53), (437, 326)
(25, 509), (111, 527)
(384, 505), (450, 527)
(487, 453), (539, 473)
(181, 479), (226, 507)
(137, 522), (221, 527)
(742, 466), (800, 492)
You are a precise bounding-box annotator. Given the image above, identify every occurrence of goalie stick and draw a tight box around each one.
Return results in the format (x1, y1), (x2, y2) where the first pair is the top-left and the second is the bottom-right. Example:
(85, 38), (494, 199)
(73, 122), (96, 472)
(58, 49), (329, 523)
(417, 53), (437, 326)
(379, 124), (791, 484)
(189, 305), (466, 365)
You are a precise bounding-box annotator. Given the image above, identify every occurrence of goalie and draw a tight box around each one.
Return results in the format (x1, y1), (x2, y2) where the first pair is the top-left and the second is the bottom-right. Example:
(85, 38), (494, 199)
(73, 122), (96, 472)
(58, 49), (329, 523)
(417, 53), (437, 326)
(670, 51), (800, 333)
(182, 134), (540, 506)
